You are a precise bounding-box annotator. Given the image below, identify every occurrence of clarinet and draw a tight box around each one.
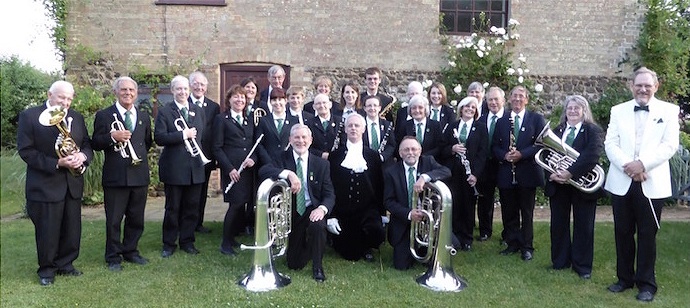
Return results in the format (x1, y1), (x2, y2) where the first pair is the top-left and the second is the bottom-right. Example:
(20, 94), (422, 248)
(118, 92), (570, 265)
(509, 117), (518, 185)
(453, 128), (479, 196)
(377, 123), (393, 155)
(330, 116), (346, 152)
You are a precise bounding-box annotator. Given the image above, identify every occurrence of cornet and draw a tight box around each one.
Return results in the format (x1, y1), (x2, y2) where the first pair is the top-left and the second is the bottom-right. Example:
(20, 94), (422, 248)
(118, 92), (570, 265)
(111, 113), (142, 165)
(174, 110), (211, 165)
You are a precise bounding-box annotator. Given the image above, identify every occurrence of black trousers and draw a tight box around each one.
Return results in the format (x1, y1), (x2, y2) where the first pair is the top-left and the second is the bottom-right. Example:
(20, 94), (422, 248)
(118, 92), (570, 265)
(221, 201), (244, 251)
(286, 206), (327, 270)
(476, 178), (498, 238)
(331, 210), (385, 261)
(27, 196), (81, 279)
(499, 187), (536, 253)
(549, 185), (596, 275)
(449, 178), (478, 246)
(391, 225), (415, 271)
(196, 164), (215, 228)
(103, 186), (147, 263)
(163, 183), (202, 251)
(611, 181), (663, 294)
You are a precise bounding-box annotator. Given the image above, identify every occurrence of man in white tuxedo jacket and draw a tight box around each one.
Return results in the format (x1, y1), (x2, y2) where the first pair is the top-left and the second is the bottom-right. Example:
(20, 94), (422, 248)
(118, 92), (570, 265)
(604, 67), (679, 302)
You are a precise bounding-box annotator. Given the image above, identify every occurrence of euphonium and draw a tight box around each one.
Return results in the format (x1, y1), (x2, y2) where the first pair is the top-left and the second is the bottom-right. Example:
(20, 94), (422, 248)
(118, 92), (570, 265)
(39, 105), (85, 176)
(174, 111), (211, 165)
(409, 180), (468, 292)
(110, 113), (142, 165)
(238, 179), (292, 292)
(535, 122), (605, 193)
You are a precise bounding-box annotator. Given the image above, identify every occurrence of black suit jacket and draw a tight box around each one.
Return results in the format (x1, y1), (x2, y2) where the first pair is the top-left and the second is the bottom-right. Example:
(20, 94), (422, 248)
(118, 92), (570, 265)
(544, 121), (604, 199)
(212, 111), (256, 203)
(492, 110), (546, 188)
(396, 119), (444, 158)
(440, 120), (489, 180)
(154, 101), (206, 185)
(17, 105), (93, 202)
(259, 151), (335, 214)
(255, 113), (298, 165)
(363, 119), (397, 163)
(188, 96), (220, 162)
(92, 104), (152, 187)
(476, 110), (506, 183)
(308, 114), (344, 157)
(429, 104), (456, 132)
(383, 156), (451, 246)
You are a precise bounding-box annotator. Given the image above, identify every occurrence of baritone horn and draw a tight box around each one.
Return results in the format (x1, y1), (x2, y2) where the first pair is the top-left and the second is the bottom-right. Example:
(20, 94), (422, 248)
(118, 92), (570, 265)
(110, 113), (142, 165)
(410, 180), (467, 292)
(174, 111), (211, 165)
(535, 122), (605, 193)
(39, 105), (85, 176)
(238, 178), (292, 292)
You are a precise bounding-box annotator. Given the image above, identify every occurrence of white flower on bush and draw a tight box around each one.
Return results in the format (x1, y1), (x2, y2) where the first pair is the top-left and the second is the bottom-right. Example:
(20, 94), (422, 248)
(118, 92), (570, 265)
(510, 33), (521, 40)
(534, 84), (544, 92)
(497, 28), (506, 35)
(517, 68), (524, 76)
(518, 76), (524, 83)
(453, 85), (463, 94)
(471, 33), (478, 37)
(490, 26), (498, 33)
(450, 100), (458, 107)
(478, 38), (486, 47)
(448, 61), (457, 67)
(422, 80), (432, 88)
(495, 38), (504, 45)
(508, 19), (520, 26)
(507, 68), (516, 75)
(483, 82), (490, 88)
(455, 43), (464, 49)
(518, 53), (527, 63)
(476, 50), (485, 58)
(524, 69), (530, 73)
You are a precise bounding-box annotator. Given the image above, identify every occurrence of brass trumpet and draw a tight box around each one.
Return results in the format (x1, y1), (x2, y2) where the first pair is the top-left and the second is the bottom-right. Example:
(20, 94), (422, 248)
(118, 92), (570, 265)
(39, 105), (85, 176)
(111, 113), (142, 165)
(174, 111), (211, 165)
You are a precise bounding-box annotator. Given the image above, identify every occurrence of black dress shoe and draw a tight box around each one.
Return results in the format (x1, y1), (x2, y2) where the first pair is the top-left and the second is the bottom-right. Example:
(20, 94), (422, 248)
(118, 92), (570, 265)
(182, 246), (200, 255)
(460, 244), (471, 251)
(477, 234), (490, 242)
(39, 277), (54, 286)
(636, 290), (654, 302)
(607, 282), (632, 293)
(220, 247), (236, 256)
(56, 269), (83, 276)
(124, 255), (148, 265)
(363, 251), (375, 262)
(161, 249), (174, 258)
(230, 239), (241, 248)
(195, 226), (211, 233)
(312, 267), (326, 282)
(108, 262), (122, 272)
(521, 251), (533, 261)
(499, 247), (518, 255)
(579, 273), (591, 280)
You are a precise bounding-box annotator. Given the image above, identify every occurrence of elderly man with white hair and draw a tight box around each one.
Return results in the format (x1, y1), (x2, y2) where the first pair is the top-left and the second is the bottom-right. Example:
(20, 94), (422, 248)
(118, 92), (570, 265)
(395, 94), (444, 159)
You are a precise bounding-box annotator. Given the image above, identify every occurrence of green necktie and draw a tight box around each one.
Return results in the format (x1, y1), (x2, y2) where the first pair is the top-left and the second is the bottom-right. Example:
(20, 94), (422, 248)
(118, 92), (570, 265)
(370, 123), (380, 150)
(489, 115), (497, 144)
(459, 123), (468, 144)
(236, 115), (242, 124)
(407, 166), (416, 208)
(276, 119), (284, 132)
(416, 123), (423, 144)
(513, 115), (521, 140)
(181, 107), (189, 122)
(432, 109), (439, 121)
(565, 126), (576, 146)
(296, 157), (306, 215)
(124, 110), (133, 132)
(322, 120), (329, 130)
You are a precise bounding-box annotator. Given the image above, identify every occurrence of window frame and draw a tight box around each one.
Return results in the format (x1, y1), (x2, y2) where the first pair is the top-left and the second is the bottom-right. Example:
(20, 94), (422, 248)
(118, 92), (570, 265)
(440, 0), (510, 35)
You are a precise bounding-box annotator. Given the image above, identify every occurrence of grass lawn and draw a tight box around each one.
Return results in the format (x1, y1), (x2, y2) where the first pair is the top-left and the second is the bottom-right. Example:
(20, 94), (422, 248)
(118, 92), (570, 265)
(1, 219), (689, 307)
(0, 152), (26, 217)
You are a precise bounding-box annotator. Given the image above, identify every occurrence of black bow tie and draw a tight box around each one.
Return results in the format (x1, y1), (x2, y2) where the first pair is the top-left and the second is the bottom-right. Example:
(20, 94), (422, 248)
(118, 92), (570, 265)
(634, 105), (649, 112)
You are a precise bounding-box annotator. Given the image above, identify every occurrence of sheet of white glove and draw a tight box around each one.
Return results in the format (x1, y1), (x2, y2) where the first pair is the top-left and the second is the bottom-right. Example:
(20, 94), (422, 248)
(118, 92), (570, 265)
(326, 218), (341, 235)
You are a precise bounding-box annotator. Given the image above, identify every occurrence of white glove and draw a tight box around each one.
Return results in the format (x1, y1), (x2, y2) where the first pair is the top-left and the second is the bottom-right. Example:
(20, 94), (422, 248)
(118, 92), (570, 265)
(381, 216), (390, 226)
(326, 218), (341, 235)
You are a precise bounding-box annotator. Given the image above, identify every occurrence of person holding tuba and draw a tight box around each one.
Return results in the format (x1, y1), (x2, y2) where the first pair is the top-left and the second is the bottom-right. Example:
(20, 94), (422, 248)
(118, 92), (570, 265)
(384, 136), (451, 270)
(92, 77), (152, 271)
(258, 124), (335, 282)
(212, 85), (257, 256)
(155, 75), (207, 257)
(543, 95), (603, 280)
(17, 80), (93, 286)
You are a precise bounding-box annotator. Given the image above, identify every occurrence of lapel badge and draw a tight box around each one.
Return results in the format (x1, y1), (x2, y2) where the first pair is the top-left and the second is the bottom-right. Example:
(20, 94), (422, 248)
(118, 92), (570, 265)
(189, 111), (196, 117)
(520, 127), (525, 132)
(309, 172), (314, 182)
(471, 126), (476, 132)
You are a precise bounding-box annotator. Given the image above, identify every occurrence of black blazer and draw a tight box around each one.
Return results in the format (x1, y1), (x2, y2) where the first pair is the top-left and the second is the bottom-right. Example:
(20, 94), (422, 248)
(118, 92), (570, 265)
(92, 104), (152, 187)
(440, 120), (489, 181)
(212, 111), (257, 203)
(255, 113), (298, 166)
(492, 110), (546, 188)
(396, 119), (444, 158)
(259, 151), (335, 214)
(154, 101), (206, 185)
(363, 119), (397, 163)
(476, 110), (506, 183)
(429, 104), (456, 132)
(361, 91), (394, 121)
(328, 145), (385, 217)
(383, 156), (451, 246)
(188, 96), (220, 162)
(544, 121), (604, 199)
(17, 105), (93, 202)
(308, 114), (344, 157)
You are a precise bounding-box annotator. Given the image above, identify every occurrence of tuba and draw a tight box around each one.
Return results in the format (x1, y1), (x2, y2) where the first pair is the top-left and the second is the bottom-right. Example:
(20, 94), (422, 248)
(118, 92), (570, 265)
(110, 113), (143, 165)
(535, 122), (605, 193)
(39, 105), (85, 176)
(410, 181), (468, 292)
(238, 179), (292, 292)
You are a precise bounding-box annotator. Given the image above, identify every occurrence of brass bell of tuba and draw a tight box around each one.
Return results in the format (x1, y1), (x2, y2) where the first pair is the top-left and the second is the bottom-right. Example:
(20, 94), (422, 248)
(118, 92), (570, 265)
(39, 105), (85, 176)
(535, 122), (605, 193)
(409, 180), (468, 292)
(238, 179), (292, 292)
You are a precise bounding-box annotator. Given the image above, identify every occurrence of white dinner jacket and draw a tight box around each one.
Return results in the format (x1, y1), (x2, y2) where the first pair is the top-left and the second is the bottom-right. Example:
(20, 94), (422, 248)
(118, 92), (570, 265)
(604, 97), (679, 198)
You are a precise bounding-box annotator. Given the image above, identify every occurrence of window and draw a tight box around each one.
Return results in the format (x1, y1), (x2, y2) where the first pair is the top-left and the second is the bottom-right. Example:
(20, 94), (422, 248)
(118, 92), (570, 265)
(440, 0), (509, 34)
(155, 0), (226, 6)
